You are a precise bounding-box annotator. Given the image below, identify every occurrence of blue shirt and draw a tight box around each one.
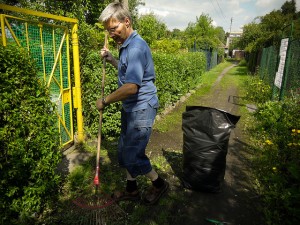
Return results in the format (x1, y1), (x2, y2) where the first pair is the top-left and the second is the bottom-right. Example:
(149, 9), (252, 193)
(118, 31), (159, 112)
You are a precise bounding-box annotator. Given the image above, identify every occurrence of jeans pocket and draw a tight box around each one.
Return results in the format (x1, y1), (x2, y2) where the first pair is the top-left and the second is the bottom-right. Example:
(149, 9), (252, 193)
(134, 119), (152, 141)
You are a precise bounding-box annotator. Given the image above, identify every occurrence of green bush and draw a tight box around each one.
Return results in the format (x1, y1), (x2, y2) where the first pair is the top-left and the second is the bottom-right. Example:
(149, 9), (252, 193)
(154, 51), (206, 109)
(244, 74), (272, 103)
(151, 39), (182, 53)
(81, 50), (207, 138)
(0, 44), (62, 224)
(80, 49), (121, 139)
(245, 77), (300, 224)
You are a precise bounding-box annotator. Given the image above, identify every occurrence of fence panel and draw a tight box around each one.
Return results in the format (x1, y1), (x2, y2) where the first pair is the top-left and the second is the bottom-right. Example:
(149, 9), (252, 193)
(189, 44), (219, 71)
(0, 14), (74, 146)
(252, 37), (300, 100)
(246, 50), (262, 74)
(259, 46), (278, 87)
(282, 39), (300, 97)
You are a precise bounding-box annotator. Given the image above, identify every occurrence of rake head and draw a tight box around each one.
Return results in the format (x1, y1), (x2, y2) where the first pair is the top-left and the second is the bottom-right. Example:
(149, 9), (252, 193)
(64, 195), (126, 225)
(72, 195), (114, 210)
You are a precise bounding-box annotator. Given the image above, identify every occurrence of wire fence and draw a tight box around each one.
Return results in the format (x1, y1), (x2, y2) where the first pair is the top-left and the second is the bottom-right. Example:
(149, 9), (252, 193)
(1, 13), (74, 146)
(283, 39), (300, 97)
(189, 47), (221, 71)
(247, 37), (300, 100)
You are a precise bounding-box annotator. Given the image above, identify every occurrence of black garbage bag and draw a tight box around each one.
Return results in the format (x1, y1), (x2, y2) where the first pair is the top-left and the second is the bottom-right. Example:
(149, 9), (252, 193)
(181, 106), (240, 192)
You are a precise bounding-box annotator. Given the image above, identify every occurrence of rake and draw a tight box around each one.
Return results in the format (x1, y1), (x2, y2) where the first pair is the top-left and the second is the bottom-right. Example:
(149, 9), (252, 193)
(69, 33), (126, 225)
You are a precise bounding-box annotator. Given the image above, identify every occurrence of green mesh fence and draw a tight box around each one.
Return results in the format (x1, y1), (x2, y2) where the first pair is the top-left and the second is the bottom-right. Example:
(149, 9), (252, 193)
(246, 51), (261, 74)
(258, 46), (279, 98)
(2, 15), (73, 146)
(282, 39), (300, 98)
(254, 37), (300, 100)
(210, 51), (218, 69)
(247, 19), (300, 100)
(259, 46), (278, 86)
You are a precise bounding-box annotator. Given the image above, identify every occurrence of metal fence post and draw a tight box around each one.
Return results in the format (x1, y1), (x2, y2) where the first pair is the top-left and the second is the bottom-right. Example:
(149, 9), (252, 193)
(0, 14), (7, 46)
(279, 38), (292, 100)
(71, 23), (85, 142)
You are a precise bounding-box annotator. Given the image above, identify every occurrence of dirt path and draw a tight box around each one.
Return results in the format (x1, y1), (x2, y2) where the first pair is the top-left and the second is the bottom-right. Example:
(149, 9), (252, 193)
(146, 63), (263, 225)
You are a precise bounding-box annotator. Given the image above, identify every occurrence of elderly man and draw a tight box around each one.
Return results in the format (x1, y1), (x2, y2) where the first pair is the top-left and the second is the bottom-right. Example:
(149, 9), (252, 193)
(96, 2), (168, 205)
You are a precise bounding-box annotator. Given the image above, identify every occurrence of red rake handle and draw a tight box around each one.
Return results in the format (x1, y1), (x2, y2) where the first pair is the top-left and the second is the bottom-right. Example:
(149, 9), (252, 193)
(94, 167), (99, 186)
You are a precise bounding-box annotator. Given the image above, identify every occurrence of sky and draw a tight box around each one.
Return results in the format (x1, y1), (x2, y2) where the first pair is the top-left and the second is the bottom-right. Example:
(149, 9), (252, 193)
(138, 0), (300, 33)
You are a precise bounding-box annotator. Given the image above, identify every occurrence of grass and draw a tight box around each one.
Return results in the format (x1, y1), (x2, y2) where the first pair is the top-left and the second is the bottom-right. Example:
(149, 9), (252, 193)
(50, 60), (252, 225)
(154, 60), (233, 133)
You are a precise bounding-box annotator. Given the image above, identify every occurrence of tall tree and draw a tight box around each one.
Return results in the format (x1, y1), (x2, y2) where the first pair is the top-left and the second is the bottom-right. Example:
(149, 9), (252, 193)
(237, 0), (300, 52)
(184, 13), (221, 50)
(1, 0), (143, 25)
(281, 0), (296, 16)
(237, 22), (263, 52)
(215, 26), (226, 44)
(136, 13), (168, 46)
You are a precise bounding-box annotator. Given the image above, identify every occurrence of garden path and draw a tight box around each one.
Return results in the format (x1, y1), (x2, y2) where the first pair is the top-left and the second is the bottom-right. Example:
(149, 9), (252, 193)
(146, 62), (263, 225)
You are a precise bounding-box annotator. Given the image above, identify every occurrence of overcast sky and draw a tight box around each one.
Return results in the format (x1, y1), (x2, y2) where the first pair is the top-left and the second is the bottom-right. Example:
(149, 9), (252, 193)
(138, 0), (300, 32)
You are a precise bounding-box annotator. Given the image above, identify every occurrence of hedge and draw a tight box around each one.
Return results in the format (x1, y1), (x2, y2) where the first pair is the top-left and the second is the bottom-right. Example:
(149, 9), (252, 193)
(0, 44), (62, 225)
(81, 50), (207, 139)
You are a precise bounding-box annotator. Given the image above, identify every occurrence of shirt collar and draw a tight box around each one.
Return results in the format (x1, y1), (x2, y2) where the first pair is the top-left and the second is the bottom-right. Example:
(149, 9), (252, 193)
(121, 31), (138, 49)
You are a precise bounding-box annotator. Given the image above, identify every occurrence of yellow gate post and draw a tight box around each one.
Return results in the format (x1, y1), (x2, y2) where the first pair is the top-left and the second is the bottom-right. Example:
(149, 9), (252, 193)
(0, 4), (85, 143)
(0, 14), (7, 46)
(71, 23), (85, 143)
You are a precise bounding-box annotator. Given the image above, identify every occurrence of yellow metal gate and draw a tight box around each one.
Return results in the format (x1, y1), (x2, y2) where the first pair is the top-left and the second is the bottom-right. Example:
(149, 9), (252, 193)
(0, 4), (84, 146)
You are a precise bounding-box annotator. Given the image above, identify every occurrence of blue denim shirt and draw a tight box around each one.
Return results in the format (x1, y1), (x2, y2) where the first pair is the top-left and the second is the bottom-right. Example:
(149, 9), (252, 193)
(118, 31), (159, 112)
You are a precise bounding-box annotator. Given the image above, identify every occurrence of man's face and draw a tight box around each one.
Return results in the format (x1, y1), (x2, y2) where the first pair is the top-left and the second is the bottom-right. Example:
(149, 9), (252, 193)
(104, 18), (128, 45)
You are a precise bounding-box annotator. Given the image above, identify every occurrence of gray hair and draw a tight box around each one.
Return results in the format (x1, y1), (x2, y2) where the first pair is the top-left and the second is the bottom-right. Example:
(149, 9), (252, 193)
(99, 2), (132, 23)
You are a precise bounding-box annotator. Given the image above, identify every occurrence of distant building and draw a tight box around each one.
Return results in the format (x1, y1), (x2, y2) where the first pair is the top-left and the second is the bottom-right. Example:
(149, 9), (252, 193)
(226, 31), (243, 48)
(225, 31), (243, 57)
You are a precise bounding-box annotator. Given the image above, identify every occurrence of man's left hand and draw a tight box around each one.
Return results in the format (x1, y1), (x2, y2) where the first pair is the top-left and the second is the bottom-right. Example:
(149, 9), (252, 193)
(96, 98), (105, 111)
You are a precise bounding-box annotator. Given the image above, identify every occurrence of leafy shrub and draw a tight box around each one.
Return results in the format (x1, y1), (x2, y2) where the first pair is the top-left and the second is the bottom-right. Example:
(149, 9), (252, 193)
(0, 44), (62, 224)
(80, 50), (207, 139)
(151, 39), (182, 53)
(245, 83), (300, 224)
(238, 59), (247, 66)
(80, 49), (121, 139)
(244, 74), (272, 103)
(154, 51), (206, 109)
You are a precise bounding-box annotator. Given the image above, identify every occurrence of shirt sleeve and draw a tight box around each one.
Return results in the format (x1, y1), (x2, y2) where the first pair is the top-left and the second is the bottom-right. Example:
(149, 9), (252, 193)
(124, 47), (145, 86)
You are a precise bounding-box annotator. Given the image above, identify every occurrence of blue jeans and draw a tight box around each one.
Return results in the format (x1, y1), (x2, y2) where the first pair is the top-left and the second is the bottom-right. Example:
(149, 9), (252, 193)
(118, 103), (157, 178)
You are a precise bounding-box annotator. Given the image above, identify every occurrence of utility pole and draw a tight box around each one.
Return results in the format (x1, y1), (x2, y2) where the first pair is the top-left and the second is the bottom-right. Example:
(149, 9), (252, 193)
(228, 17), (233, 57)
